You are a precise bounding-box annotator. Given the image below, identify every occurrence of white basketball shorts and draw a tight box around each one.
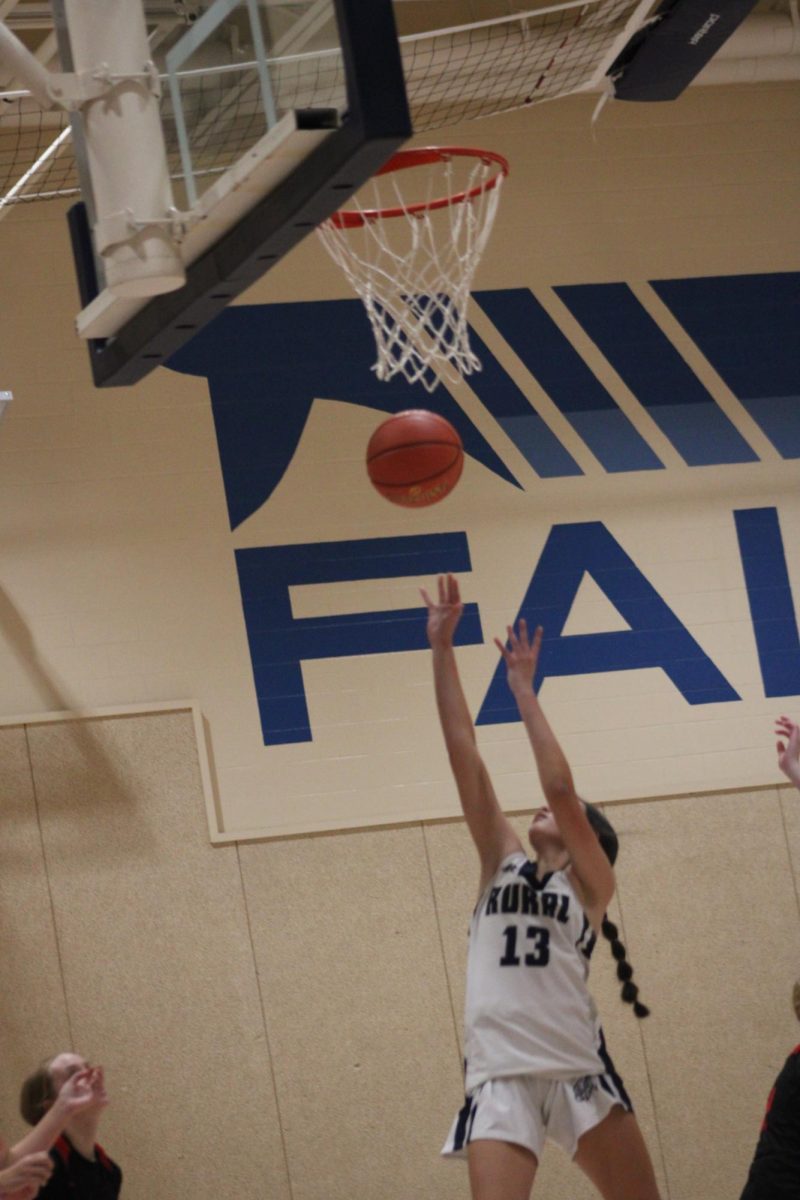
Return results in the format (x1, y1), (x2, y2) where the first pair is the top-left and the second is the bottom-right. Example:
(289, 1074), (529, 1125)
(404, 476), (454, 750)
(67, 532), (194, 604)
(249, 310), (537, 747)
(441, 1069), (632, 1163)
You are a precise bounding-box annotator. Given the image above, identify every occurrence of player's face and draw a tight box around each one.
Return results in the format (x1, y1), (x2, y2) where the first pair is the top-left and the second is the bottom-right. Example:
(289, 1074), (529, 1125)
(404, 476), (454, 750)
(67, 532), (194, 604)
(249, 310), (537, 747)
(528, 806), (561, 848)
(49, 1052), (89, 1094)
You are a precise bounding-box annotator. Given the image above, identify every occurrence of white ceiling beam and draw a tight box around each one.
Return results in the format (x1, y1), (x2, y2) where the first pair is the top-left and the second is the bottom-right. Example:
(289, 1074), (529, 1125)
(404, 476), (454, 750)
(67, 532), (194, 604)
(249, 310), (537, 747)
(148, 18), (182, 53)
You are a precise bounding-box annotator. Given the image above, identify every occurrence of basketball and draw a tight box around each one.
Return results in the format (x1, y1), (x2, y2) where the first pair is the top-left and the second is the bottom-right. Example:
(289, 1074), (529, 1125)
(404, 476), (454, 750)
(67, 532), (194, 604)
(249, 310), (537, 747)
(366, 410), (464, 506)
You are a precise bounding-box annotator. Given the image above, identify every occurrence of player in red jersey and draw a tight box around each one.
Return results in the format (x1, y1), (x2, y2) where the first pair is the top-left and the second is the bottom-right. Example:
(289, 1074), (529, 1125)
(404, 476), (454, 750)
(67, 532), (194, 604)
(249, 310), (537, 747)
(738, 716), (800, 1200)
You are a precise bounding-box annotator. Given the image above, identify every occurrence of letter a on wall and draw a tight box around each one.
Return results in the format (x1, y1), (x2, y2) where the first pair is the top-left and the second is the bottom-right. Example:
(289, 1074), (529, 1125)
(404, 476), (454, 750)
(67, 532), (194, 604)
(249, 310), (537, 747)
(477, 522), (739, 724)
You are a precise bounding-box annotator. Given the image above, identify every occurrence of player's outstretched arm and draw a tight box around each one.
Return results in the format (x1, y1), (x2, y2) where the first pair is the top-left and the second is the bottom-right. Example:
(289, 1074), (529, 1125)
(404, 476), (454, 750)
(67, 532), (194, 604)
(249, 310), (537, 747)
(776, 716), (800, 791)
(8, 1069), (99, 1162)
(421, 574), (521, 889)
(495, 619), (614, 918)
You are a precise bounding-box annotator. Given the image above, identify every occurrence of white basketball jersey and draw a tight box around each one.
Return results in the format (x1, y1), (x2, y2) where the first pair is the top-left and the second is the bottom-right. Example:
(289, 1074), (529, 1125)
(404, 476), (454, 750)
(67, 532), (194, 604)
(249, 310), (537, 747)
(463, 851), (605, 1092)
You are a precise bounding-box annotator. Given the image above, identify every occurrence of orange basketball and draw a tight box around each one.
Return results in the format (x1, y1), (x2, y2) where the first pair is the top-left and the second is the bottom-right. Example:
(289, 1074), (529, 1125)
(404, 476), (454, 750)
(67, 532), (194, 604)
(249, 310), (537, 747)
(367, 410), (464, 507)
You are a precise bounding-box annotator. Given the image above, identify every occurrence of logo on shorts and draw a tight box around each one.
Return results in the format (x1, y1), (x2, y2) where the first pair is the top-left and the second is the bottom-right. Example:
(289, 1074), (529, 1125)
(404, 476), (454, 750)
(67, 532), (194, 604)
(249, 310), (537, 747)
(572, 1076), (596, 1102)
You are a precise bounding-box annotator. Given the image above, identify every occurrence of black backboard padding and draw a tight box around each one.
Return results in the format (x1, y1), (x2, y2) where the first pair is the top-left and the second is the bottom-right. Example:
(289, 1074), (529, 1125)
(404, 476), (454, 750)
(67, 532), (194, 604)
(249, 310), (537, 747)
(67, 200), (102, 322)
(610, 0), (760, 102)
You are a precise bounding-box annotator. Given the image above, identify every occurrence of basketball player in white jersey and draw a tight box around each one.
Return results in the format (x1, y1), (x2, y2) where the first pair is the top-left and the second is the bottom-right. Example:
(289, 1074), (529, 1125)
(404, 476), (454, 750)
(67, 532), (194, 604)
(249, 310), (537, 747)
(421, 574), (661, 1200)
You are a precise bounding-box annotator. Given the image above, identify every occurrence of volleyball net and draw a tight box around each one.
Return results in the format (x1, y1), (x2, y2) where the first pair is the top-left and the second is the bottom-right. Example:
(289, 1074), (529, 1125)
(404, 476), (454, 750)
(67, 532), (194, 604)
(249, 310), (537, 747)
(0, 0), (652, 210)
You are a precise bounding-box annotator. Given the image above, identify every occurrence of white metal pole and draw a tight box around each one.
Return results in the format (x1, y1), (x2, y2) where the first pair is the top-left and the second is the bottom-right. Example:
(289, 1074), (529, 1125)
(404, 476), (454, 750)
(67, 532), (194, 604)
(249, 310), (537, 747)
(0, 22), (54, 108)
(62, 0), (185, 298)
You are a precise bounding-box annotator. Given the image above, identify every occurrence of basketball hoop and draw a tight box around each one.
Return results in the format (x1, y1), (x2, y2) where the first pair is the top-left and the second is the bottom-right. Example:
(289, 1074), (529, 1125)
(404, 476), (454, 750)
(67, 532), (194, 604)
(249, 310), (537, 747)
(317, 147), (509, 392)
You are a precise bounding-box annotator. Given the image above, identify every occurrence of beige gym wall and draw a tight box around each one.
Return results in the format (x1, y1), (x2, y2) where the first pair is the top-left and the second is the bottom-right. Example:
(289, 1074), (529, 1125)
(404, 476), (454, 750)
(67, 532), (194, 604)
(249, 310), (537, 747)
(1, 81), (799, 1200)
(2, 85), (800, 842)
(1, 710), (799, 1200)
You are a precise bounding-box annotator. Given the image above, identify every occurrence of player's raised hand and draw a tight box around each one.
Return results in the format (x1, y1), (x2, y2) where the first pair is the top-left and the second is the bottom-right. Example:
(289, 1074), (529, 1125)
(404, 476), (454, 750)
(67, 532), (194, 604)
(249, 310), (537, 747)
(88, 1066), (108, 1109)
(55, 1067), (94, 1115)
(776, 716), (800, 789)
(0, 1151), (52, 1200)
(494, 619), (542, 697)
(420, 574), (463, 649)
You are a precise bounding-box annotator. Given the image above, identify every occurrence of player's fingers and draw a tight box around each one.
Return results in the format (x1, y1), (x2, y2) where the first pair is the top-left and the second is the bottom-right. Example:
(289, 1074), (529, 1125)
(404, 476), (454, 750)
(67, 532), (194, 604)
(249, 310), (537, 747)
(68, 1068), (93, 1091)
(493, 637), (508, 659)
(18, 1166), (49, 1184)
(419, 587), (433, 610)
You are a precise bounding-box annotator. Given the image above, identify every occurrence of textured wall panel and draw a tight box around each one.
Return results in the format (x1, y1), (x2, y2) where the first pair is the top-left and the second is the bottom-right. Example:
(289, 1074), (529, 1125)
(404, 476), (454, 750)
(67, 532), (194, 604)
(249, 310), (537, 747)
(26, 712), (289, 1200)
(0, 725), (70, 1140)
(610, 790), (800, 1200)
(238, 825), (464, 1200)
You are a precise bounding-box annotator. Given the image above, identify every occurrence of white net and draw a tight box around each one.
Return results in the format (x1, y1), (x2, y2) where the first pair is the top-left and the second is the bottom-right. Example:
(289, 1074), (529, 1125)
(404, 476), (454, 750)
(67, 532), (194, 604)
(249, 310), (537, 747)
(0, 0), (650, 208)
(316, 150), (506, 392)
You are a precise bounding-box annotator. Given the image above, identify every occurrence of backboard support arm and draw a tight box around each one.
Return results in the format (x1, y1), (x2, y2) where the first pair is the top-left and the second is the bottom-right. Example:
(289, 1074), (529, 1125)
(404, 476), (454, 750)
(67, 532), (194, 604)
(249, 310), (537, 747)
(67, 0), (412, 388)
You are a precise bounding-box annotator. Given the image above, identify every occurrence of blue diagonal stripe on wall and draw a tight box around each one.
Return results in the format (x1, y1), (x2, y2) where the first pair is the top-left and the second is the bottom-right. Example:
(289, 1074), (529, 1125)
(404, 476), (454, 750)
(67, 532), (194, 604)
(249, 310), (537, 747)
(463, 323), (583, 478)
(652, 273), (800, 459)
(474, 288), (664, 474)
(556, 283), (759, 467)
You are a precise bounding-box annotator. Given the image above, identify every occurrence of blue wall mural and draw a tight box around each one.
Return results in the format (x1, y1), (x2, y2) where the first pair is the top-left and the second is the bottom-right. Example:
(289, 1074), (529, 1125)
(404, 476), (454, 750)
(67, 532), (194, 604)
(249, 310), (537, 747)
(169, 272), (800, 747)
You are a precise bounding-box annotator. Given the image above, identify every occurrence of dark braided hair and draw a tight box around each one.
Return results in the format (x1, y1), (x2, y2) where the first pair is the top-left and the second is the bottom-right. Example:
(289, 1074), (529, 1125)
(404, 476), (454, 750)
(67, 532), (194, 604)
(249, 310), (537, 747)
(584, 802), (650, 1019)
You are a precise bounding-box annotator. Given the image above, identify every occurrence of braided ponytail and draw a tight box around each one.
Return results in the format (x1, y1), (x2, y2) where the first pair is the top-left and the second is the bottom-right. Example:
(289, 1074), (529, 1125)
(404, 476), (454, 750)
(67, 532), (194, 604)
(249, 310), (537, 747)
(601, 916), (650, 1019)
(584, 802), (651, 1019)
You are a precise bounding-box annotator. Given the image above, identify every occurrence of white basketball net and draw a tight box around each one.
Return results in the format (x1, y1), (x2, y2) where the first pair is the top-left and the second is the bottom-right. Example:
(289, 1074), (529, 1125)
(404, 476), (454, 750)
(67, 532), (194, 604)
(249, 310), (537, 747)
(316, 151), (505, 392)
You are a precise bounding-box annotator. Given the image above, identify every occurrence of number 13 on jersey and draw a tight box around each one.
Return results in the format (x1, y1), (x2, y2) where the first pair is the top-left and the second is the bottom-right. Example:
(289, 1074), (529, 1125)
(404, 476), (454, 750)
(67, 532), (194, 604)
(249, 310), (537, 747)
(499, 924), (550, 967)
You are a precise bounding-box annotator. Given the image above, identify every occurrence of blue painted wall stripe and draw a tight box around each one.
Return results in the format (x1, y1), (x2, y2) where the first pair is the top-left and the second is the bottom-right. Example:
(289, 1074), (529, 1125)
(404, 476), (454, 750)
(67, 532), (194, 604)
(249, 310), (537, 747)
(556, 282), (758, 467)
(462, 323), (583, 477)
(653, 273), (800, 459)
(734, 507), (800, 697)
(474, 288), (664, 474)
